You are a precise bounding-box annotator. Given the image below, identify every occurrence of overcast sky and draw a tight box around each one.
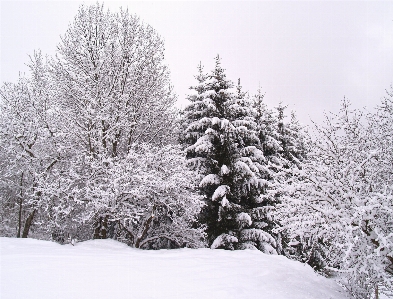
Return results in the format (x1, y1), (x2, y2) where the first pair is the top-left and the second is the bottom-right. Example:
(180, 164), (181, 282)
(1, 1), (393, 126)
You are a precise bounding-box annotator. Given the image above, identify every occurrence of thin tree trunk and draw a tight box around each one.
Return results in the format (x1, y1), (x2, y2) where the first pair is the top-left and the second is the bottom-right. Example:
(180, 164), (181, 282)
(16, 172), (24, 238)
(101, 216), (108, 239)
(135, 213), (154, 248)
(17, 197), (23, 238)
(375, 284), (378, 299)
(21, 209), (36, 238)
(93, 216), (109, 239)
(93, 217), (102, 239)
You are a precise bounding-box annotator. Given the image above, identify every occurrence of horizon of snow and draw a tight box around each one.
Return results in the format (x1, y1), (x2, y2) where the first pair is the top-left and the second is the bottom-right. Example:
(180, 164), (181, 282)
(0, 237), (352, 299)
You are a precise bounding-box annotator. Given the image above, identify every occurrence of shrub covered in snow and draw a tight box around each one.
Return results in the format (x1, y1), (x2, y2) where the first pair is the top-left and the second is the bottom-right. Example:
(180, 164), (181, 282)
(277, 97), (393, 298)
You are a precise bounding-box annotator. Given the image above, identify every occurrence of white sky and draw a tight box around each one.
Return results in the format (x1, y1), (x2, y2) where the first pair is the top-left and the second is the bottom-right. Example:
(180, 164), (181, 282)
(1, 1), (393, 125)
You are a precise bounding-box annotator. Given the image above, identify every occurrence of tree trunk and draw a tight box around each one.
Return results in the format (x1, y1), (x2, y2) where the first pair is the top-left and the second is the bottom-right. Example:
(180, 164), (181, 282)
(135, 213), (154, 248)
(93, 216), (108, 239)
(17, 173), (24, 238)
(21, 209), (36, 238)
(17, 197), (23, 238)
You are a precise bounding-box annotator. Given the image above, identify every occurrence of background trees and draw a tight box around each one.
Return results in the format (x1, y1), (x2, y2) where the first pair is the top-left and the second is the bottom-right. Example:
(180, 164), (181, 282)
(252, 91), (308, 255)
(277, 96), (393, 298)
(0, 52), (62, 239)
(0, 3), (203, 247)
(0, 2), (391, 297)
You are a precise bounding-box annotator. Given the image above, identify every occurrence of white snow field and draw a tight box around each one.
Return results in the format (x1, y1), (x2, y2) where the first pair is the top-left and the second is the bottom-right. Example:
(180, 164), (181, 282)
(1, 237), (350, 299)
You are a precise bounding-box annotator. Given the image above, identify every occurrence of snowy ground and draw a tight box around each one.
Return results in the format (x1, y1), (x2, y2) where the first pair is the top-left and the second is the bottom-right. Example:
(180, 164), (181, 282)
(1, 237), (351, 299)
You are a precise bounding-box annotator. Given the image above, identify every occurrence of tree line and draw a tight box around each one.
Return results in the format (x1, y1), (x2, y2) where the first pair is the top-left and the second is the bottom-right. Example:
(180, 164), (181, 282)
(0, 3), (391, 299)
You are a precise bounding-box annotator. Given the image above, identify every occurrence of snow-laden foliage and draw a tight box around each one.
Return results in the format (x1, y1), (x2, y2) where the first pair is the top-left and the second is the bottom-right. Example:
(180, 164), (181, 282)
(277, 97), (393, 298)
(0, 52), (64, 239)
(52, 3), (177, 158)
(0, 3), (205, 249)
(48, 3), (180, 239)
(210, 233), (239, 250)
(67, 144), (206, 249)
(180, 57), (278, 252)
(251, 89), (309, 256)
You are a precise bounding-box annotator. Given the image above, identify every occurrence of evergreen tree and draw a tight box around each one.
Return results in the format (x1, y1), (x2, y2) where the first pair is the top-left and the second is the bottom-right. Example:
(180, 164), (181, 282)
(252, 91), (309, 256)
(275, 103), (307, 167)
(181, 56), (277, 253)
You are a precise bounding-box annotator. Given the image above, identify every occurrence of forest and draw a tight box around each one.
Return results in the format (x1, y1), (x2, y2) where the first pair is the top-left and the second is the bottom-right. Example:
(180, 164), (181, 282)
(0, 3), (392, 299)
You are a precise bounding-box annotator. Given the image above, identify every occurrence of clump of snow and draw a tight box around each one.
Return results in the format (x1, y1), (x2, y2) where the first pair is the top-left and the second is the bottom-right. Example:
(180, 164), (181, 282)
(204, 128), (217, 135)
(221, 164), (230, 175)
(236, 212), (252, 227)
(211, 116), (220, 126)
(199, 174), (221, 188)
(1, 237), (351, 299)
(203, 90), (216, 98)
(212, 185), (230, 201)
(240, 228), (277, 248)
(194, 136), (213, 154)
(220, 196), (230, 207)
(235, 160), (254, 176)
(210, 233), (238, 249)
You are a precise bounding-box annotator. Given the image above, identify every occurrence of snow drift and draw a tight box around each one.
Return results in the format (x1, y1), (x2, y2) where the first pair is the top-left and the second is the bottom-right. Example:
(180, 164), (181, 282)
(0, 238), (350, 299)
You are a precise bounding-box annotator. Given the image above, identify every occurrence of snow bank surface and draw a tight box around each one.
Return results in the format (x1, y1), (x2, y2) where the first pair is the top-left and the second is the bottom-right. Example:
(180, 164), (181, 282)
(1, 238), (350, 299)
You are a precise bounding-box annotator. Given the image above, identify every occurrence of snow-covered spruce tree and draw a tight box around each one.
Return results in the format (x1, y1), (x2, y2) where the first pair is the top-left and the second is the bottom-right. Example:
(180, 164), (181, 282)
(180, 56), (277, 252)
(275, 102), (307, 165)
(278, 97), (393, 298)
(270, 101), (336, 271)
(251, 91), (309, 256)
(276, 111), (327, 270)
(50, 3), (179, 240)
